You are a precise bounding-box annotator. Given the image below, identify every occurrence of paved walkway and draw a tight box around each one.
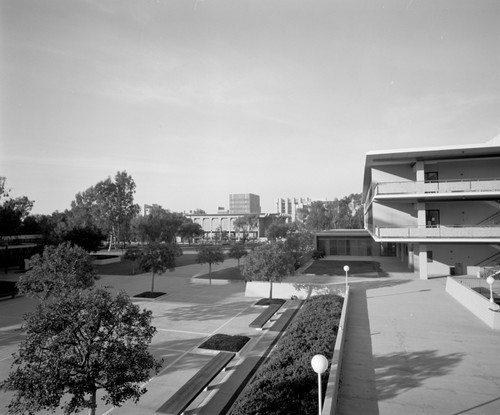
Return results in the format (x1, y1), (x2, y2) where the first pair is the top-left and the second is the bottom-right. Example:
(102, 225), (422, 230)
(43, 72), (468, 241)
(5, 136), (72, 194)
(337, 258), (500, 415)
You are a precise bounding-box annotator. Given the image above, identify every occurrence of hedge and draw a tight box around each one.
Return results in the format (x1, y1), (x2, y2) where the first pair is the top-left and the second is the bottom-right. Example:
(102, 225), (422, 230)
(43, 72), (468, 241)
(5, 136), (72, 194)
(230, 294), (343, 415)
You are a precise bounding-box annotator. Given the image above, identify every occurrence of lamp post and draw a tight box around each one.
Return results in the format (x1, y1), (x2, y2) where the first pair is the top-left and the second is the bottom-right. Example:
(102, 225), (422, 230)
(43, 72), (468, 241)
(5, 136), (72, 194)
(343, 265), (350, 292)
(486, 276), (495, 303)
(311, 354), (328, 415)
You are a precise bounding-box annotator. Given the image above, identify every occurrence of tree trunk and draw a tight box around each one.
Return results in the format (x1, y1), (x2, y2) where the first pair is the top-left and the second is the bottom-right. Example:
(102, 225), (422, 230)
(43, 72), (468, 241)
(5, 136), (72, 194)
(269, 280), (273, 299)
(107, 234), (113, 252)
(88, 389), (97, 415)
(209, 263), (212, 285)
(151, 272), (155, 293)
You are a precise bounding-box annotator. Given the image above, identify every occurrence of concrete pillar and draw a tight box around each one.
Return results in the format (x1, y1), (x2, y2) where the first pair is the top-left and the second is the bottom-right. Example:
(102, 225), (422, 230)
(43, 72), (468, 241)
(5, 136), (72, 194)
(418, 243), (428, 280)
(408, 243), (414, 272)
(414, 161), (425, 182)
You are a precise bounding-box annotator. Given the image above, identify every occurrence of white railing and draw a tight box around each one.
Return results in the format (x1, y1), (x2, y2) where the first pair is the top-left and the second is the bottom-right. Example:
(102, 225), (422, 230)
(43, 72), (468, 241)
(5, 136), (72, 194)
(375, 225), (500, 239)
(374, 178), (500, 196)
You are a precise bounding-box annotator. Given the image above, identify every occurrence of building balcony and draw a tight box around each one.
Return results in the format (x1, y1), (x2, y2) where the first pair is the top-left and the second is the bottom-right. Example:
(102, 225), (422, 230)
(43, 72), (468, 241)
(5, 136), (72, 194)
(372, 178), (500, 199)
(372, 225), (500, 241)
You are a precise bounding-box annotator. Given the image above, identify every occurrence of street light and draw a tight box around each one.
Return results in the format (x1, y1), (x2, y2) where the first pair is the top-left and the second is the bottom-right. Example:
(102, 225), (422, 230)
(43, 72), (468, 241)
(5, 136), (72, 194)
(311, 354), (328, 415)
(344, 265), (350, 292)
(486, 275), (495, 303)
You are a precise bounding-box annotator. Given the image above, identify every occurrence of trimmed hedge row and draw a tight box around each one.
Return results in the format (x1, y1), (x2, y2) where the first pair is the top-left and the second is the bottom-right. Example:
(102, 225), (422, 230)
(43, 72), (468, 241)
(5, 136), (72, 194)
(230, 294), (343, 415)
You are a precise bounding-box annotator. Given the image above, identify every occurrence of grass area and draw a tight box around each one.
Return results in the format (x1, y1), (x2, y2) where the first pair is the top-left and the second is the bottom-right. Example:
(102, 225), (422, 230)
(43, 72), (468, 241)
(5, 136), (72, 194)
(304, 260), (382, 276)
(94, 254), (199, 275)
(197, 266), (246, 280)
(199, 334), (250, 352)
(133, 291), (166, 298)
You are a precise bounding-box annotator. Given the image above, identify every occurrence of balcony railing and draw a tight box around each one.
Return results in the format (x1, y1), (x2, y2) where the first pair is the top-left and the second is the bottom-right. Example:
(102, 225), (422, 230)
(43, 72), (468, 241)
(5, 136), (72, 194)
(374, 178), (500, 196)
(374, 225), (500, 239)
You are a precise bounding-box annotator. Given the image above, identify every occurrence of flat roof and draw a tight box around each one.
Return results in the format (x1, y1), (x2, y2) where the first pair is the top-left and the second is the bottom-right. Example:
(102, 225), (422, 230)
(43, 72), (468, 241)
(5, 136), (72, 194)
(362, 140), (500, 201)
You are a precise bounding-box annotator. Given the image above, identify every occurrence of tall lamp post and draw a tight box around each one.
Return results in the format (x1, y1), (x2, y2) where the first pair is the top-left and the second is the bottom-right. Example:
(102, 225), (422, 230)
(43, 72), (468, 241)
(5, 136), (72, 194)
(344, 265), (350, 292)
(311, 354), (328, 415)
(486, 276), (495, 303)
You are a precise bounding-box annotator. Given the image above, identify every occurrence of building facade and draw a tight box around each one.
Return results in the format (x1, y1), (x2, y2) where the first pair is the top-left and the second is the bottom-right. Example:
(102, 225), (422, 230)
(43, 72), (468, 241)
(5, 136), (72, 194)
(362, 141), (500, 279)
(229, 193), (261, 214)
(275, 197), (312, 222)
(185, 212), (284, 240)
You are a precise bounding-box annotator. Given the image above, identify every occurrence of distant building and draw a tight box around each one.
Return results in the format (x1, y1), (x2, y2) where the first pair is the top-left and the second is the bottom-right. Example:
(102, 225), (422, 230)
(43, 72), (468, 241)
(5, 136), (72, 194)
(229, 193), (261, 214)
(276, 197), (312, 222)
(143, 204), (159, 216)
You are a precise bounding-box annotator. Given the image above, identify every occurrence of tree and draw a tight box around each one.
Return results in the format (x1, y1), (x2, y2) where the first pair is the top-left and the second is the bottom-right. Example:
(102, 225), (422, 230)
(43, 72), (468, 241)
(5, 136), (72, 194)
(284, 231), (314, 269)
(131, 207), (184, 244)
(123, 246), (142, 275)
(265, 220), (290, 241)
(0, 178), (34, 236)
(178, 221), (204, 245)
(241, 242), (295, 299)
(234, 214), (259, 242)
(2, 289), (163, 415)
(69, 172), (140, 250)
(138, 242), (181, 293)
(196, 245), (225, 281)
(228, 243), (248, 268)
(63, 226), (106, 252)
(17, 242), (96, 301)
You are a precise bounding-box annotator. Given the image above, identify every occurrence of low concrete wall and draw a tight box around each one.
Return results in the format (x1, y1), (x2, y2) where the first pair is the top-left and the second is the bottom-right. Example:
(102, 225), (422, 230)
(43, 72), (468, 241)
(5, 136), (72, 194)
(245, 281), (343, 299)
(445, 277), (500, 330)
(322, 286), (350, 415)
(92, 256), (121, 265)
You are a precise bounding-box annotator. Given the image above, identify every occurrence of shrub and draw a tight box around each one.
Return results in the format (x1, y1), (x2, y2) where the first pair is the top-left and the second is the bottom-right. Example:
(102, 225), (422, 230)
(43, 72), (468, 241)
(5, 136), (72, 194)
(230, 294), (343, 415)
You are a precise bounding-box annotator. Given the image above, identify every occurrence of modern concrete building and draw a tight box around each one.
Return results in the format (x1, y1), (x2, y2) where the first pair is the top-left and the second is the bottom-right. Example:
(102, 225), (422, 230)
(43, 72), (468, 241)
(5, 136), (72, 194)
(185, 212), (284, 240)
(229, 193), (261, 214)
(275, 197), (311, 222)
(362, 140), (500, 279)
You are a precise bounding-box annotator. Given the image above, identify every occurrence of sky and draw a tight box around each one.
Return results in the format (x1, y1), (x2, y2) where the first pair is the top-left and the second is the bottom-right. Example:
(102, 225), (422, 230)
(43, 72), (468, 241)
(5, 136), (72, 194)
(1, 0), (499, 215)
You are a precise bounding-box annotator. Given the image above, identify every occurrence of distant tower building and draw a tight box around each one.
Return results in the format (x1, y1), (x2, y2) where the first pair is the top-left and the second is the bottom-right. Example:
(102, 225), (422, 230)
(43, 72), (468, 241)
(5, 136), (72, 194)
(276, 197), (312, 222)
(229, 193), (261, 214)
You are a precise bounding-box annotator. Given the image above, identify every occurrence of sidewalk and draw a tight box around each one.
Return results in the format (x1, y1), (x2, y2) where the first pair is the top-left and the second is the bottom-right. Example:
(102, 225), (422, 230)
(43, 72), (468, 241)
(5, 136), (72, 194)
(337, 258), (500, 415)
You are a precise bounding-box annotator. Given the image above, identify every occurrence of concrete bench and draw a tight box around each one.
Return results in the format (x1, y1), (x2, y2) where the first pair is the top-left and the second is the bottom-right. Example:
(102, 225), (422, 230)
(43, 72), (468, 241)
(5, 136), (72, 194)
(249, 303), (282, 329)
(155, 351), (235, 415)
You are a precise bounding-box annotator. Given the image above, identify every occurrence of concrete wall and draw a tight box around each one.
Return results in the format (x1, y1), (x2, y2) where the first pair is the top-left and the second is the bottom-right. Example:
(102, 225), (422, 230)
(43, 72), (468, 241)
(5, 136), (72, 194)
(373, 201), (416, 229)
(372, 164), (414, 184)
(245, 281), (344, 300)
(437, 159), (500, 181)
(445, 277), (500, 329)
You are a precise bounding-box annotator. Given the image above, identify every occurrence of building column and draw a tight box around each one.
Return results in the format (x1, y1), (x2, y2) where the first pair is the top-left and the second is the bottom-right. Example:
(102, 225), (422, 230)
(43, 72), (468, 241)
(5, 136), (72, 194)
(408, 243), (414, 272)
(418, 243), (428, 280)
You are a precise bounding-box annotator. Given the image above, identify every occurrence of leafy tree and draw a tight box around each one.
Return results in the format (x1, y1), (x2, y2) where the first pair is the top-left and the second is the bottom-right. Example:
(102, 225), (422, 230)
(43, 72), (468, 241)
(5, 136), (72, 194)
(131, 207), (184, 244)
(234, 214), (259, 242)
(123, 246), (142, 275)
(228, 243), (247, 268)
(192, 208), (206, 214)
(196, 245), (225, 281)
(138, 242), (181, 293)
(178, 221), (204, 244)
(63, 226), (106, 252)
(17, 242), (96, 301)
(241, 242), (295, 299)
(2, 289), (163, 415)
(69, 171), (140, 250)
(284, 231), (314, 269)
(265, 220), (290, 241)
(0, 178), (34, 236)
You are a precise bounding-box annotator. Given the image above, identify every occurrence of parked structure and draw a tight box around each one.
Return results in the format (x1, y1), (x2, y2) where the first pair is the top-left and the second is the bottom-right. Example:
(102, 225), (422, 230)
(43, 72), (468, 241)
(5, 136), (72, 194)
(362, 140), (500, 279)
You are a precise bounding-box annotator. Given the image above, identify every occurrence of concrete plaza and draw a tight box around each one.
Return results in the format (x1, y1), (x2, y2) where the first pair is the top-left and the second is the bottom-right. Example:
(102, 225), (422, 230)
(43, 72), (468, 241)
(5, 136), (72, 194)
(1, 255), (499, 414)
